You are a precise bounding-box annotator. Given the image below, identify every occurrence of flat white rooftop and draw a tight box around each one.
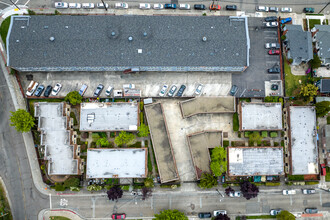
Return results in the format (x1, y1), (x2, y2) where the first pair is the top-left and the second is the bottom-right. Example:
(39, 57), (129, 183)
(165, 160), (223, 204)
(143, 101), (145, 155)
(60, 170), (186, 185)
(289, 106), (318, 175)
(80, 102), (138, 131)
(228, 147), (284, 176)
(86, 148), (147, 178)
(241, 102), (283, 130)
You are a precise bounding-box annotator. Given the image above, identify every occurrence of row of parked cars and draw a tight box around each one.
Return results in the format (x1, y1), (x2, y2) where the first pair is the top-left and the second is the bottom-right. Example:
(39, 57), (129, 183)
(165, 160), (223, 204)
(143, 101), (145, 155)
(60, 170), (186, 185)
(159, 84), (203, 97)
(256, 6), (292, 13)
(26, 81), (62, 97)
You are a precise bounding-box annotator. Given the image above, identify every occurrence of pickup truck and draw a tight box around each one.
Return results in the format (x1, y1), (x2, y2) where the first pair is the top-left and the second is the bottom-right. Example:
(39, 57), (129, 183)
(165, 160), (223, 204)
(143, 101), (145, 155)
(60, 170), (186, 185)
(283, 189), (296, 195)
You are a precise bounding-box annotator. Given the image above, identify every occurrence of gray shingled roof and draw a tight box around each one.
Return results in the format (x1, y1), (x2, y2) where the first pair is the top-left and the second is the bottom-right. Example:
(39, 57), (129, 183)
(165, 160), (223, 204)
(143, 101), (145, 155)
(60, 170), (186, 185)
(315, 25), (330, 64)
(285, 25), (313, 63)
(7, 15), (249, 72)
(321, 79), (330, 93)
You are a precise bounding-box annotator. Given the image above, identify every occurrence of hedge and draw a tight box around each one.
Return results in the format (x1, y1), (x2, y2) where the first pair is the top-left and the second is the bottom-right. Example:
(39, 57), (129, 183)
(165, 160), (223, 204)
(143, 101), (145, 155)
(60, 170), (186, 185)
(261, 131), (268, 138)
(233, 113), (239, 131)
(305, 181), (319, 185)
(270, 132), (278, 138)
(288, 175), (304, 181)
(265, 182), (280, 186)
(223, 140), (229, 148)
(245, 131), (251, 138)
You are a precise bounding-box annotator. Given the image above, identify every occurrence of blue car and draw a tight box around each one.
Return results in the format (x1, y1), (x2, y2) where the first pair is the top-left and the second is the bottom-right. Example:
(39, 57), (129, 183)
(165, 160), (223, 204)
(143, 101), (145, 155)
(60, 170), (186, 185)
(164, 3), (176, 9)
(280, 17), (292, 24)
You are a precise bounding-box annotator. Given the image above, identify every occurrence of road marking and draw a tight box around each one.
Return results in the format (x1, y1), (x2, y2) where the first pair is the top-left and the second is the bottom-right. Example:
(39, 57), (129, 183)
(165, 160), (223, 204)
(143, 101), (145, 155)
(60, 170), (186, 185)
(290, 196), (293, 205)
(169, 194), (172, 209)
(49, 194), (52, 209)
(151, 196), (153, 209)
(92, 197), (96, 218)
(319, 192), (322, 205)
(200, 197), (202, 208)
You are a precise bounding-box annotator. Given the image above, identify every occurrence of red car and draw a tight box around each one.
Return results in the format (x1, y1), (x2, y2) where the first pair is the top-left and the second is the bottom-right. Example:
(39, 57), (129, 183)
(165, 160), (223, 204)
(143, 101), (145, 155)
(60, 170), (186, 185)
(209, 4), (221, 10)
(321, 164), (326, 176)
(112, 213), (126, 219)
(268, 49), (280, 55)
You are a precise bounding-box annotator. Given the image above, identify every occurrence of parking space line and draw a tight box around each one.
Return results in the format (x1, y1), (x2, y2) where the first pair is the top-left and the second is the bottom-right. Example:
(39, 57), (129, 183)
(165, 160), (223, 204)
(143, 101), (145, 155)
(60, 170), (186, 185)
(200, 197), (202, 208)
(290, 196), (293, 205)
(319, 192), (322, 205)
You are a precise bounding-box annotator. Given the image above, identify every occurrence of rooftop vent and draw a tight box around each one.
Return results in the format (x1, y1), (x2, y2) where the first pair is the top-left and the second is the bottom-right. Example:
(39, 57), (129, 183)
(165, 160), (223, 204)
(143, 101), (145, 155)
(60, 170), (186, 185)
(143, 32), (148, 37)
(111, 31), (116, 36)
(202, 36), (207, 42)
(44, 26), (48, 29)
(128, 36), (133, 41)
(65, 26), (69, 29)
(49, 37), (55, 42)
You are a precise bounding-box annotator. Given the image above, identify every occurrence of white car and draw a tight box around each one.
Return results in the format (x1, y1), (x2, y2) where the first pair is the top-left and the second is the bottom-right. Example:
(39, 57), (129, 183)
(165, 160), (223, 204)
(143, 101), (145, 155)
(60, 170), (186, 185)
(179, 4), (190, 10)
(159, 85), (168, 96)
(139, 3), (151, 9)
(82, 3), (94, 8)
(55, 2), (68, 8)
(265, 43), (280, 49)
(97, 3), (108, 8)
(115, 2), (128, 9)
(214, 210), (227, 216)
(153, 4), (164, 9)
(281, 7), (292, 13)
(256, 6), (269, 12)
(283, 189), (296, 195)
(265, 21), (278, 27)
(69, 3), (81, 8)
(195, 84), (204, 95)
(123, 84), (135, 89)
(51, 83), (62, 96)
(26, 81), (39, 96)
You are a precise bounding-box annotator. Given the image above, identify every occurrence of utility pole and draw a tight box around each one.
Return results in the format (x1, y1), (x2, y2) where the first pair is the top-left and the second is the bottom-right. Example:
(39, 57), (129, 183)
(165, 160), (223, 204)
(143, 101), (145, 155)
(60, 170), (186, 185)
(318, 1), (330, 14)
(101, 0), (108, 11)
(9, 0), (20, 10)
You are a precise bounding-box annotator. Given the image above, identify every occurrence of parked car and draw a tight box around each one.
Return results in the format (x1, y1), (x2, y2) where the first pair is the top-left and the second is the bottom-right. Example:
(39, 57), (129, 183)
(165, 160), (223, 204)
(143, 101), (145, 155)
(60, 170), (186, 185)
(167, 85), (177, 97)
(305, 208), (318, 214)
(79, 84), (88, 96)
(302, 189), (316, 194)
(105, 86), (113, 96)
(115, 2), (128, 9)
(94, 84), (104, 97)
(269, 7), (278, 12)
(51, 83), (62, 96)
(69, 3), (81, 8)
(195, 84), (204, 95)
(230, 85), (238, 96)
(265, 43), (280, 49)
(139, 3), (151, 9)
(265, 21), (278, 27)
(281, 7), (292, 13)
(179, 4), (190, 10)
(123, 84), (135, 89)
(153, 3), (164, 9)
(321, 163), (326, 176)
(283, 189), (296, 195)
(176, 85), (186, 97)
(303, 7), (314, 13)
(82, 3), (95, 8)
(55, 2), (68, 8)
(198, 212), (212, 218)
(194, 4), (206, 10)
(214, 210), (227, 216)
(26, 81), (39, 96)
(164, 4), (176, 9)
(159, 84), (168, 96)
(265, 16), (277, 22)
(270, 209), (282, 216)
(226, 5), (237, 10)
(256, 6), (269, 12)
(268, 49), (280, 55)
(44, 85), (53, 97)
(97, 3), (108, 8)
(280, 17), (292, 24)
(34, 85), (45, 97)
(112, 213), (126, 219)
(229, 191), (241, 197)
(209, 4), (221, 10)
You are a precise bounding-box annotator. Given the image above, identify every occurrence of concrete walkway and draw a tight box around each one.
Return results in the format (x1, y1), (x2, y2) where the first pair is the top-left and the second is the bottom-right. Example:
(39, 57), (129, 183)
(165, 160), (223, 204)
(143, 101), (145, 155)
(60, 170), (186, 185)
(39, 209), (83, 220)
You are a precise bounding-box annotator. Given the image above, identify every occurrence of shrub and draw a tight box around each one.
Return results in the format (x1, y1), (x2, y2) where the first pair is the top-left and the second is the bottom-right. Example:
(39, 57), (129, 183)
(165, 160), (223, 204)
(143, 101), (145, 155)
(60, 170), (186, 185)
(288, 175), (304, 181)
(54, 10), (61, 15)
(327, 116), (330, 124)
(27, 9), (36, 15)
(281, 140), (285, 147)
(265, 182), (280, 186)
(270, 132), (278, 138)
(55, 183), (65, 191)
(121, 185), (130, 191)
(261, 131), (268, 138)
(305, 181), (319, 185)
(140, 101), (144, 111)
(63, 177), (80, 188)
(281, 35), (286, 41)
(244, 131), (251, 138)
(144, 177), (154, 188)
(233, 113), (239, 131)
(70, 112), (77, 126)
(223, 140), (229, 148)
(274, 142), (279, 146)
(140, 112), (144, 124)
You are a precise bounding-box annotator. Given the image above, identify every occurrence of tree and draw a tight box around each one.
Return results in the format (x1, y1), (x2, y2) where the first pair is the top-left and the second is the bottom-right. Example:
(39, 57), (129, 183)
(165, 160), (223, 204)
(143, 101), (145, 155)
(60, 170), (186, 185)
(87, 184), (102, 191)
(276, 210), (295, 220)
(154, 209), (188, 220)
(310, 54), (321, 69)
(64, 91), (83, 105)
(10, 109), (35, 133)
(63, 177), (80, 188)
(210, 147), (227, 177)
(225, 187), (235, 196)
(107, 186), (123, 201)
(114, 131), (135, 146)
(240, 181), (259, 200)
(315, 101), (330, 117)
(198, 172), (217, 189)
(96, 137), (110, 147)
(248, 131), (262, 144)
(138, 123), (150, 137)
(299, 84), (318, 102)
(144, 177), (154, 188)
(142, 187), (152, 200)
(214, 214), (230, 220)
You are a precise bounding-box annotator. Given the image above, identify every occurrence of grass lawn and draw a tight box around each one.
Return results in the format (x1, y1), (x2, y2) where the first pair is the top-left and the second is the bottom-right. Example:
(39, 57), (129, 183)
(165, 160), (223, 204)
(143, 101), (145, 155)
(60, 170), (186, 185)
(0, 182), (12, 220)
(49, 217), (71, 220)
(284, 55), (306, 96)
(308, 19), (321, 29)
(0, 16), (11, 48)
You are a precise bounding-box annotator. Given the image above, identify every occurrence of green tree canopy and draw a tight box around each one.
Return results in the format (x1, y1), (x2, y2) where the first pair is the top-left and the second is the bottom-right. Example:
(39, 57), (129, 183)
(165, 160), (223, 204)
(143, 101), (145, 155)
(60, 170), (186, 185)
(10, 109), (35, 133)
(299, 83), (318, 102)
(63, 177), (80, 188)
(138, 123), (150, 137)
(210, 147), (227, 176)
(315, 101), (330, 117)
(96, 137), (110, 147)
(198, 172), (218, 189)
(310, 54), (321, 69)
(276, 210), (295, 220)
(144, 177), (154, 188)
(64, 91), (83, 105)
(114, 131), (135, 146)
(154, 209), (188, 220)
(249, 131), (262, 144)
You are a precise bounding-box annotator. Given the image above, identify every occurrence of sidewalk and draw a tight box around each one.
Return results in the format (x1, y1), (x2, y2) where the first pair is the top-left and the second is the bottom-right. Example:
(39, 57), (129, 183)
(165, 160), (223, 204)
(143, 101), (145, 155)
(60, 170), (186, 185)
(38, 209), (84, 220)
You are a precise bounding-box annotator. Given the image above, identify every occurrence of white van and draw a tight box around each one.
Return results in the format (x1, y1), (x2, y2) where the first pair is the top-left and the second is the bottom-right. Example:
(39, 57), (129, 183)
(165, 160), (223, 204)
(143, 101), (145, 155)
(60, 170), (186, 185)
(26, 81), (39, 96)
(105, 86), (113, 96)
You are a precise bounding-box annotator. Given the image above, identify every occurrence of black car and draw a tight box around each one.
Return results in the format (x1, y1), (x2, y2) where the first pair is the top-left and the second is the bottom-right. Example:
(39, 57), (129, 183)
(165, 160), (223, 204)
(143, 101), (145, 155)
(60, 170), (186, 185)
(44, 85), (53, 97)
(230, 85), (238, 96)
(268, 66), (280, 73)
(194, 4), (206, 10)
(176, 85), (186, 97)
(226, 5), (237, 10)
(34, 85), (45, 97)
(93, 84), (104, 97)
(198, 212), (212, 218)
(303, 7), (314, 13)
(265, 16), (278, 22)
